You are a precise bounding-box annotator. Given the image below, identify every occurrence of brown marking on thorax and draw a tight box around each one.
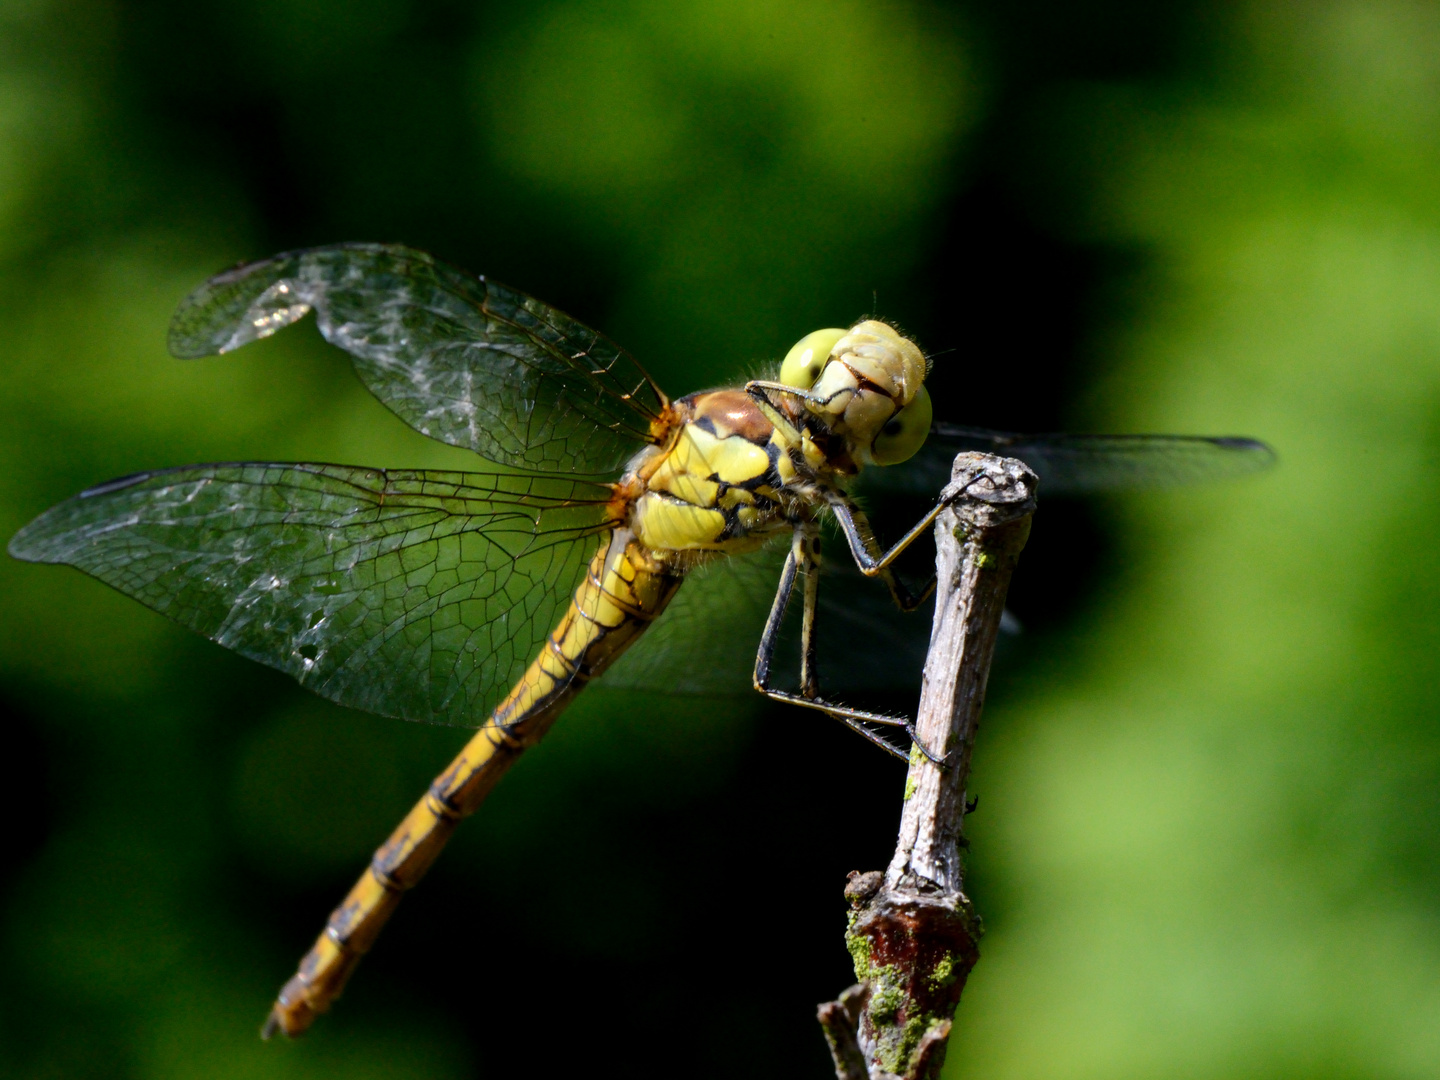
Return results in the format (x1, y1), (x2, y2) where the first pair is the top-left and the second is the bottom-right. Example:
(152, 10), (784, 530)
(685, 389), (774, 443)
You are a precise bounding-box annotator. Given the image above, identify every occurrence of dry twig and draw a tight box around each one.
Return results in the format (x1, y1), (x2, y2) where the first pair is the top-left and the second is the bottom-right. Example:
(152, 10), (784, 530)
(818, 452), (1036, 1080)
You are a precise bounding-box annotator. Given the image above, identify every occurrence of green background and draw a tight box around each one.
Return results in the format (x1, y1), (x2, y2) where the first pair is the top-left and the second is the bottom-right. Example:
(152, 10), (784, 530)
(3, 1), (1437, 1077)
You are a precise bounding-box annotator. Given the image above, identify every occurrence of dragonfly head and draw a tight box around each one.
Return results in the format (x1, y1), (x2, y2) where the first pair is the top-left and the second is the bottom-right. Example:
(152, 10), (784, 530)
(779, 320), (932, 467)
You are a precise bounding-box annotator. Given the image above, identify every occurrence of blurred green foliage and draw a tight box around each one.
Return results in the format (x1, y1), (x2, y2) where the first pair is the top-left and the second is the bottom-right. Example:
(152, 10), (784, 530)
(2, 1), (1438, 1078)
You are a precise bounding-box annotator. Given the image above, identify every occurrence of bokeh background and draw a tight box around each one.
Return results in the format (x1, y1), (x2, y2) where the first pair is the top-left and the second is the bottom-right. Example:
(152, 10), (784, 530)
(3, 1), (1438, 1077)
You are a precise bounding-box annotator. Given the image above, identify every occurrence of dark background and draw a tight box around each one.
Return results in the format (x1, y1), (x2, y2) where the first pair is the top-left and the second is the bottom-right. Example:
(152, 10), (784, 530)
(4, 2), (1438, 1077)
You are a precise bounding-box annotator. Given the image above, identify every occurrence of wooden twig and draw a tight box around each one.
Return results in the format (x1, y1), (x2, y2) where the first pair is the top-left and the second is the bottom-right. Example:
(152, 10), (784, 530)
(819, 452), (1036, 1080)
(817, 983), (872, 1080)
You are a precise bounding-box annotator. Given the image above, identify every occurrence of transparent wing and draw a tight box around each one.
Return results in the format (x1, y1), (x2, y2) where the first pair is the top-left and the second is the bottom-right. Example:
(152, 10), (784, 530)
(861, 424), (1277, 499)
(169, 243), (670, 476)
(9, 464), (614, 728)
(601, 546), (782, 696)
(601, 542), (932, 698)
(606, 425), (1276, 699)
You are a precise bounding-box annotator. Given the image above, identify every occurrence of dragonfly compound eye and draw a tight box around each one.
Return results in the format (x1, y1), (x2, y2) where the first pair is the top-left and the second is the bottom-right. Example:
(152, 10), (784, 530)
(780, 327), (847, 389)
(870, 385), (933, 465)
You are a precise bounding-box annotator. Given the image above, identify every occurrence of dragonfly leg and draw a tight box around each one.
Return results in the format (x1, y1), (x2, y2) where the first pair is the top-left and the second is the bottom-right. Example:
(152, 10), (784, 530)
(742, 379), (958, 612)
(751, 529), (801, 696)
(744, 378), (850, 414)
(752, 527), (945, 764)
(826, 492), (944, 612)
(799, 531), (820, 699)
(760, 687), (947, 764)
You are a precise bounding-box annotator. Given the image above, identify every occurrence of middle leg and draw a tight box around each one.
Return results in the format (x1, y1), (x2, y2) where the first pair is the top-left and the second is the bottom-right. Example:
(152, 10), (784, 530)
(752, 527), (945, 763)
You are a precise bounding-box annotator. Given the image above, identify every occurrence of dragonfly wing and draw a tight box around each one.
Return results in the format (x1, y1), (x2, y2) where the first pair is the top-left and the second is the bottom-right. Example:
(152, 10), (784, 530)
(9, 465), (613, 727)
(600, 546), (782, 696)
(861, 424), (1276, 499)
(600, 542), (932, 697)
(812, 555), (933, 692)
(169, 244), (669, 476)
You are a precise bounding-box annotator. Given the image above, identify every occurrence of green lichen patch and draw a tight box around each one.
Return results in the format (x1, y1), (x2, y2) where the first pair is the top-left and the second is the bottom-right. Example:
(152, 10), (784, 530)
(929, 952), (958, 990)
(866, 964), (906, 1023)
(846, 930), (872, 980)
(884, 1014), (949, 1075)
(868, 975), (951, 1075)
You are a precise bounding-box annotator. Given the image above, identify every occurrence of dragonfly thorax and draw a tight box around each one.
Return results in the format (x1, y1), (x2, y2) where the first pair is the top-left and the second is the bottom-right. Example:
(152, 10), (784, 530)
(626, 389), (817, 560)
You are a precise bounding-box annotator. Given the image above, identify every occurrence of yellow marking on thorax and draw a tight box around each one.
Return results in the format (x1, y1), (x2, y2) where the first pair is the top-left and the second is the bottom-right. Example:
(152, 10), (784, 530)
(771, 436), (799, 485)
(632, 497), (727, 551)
(649, 423), (769, 493)
(634, 417), (786, 553)
(718, 487), (755, 509)
(800, 429), (827, 470)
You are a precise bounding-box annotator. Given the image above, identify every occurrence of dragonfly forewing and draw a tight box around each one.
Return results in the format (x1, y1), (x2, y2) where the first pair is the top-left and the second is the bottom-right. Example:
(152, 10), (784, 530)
(168, 243), (671, 476)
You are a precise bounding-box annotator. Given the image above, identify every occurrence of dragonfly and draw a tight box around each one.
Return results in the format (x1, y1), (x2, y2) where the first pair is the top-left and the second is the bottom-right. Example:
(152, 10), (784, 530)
(7, 243), (1274, 1038)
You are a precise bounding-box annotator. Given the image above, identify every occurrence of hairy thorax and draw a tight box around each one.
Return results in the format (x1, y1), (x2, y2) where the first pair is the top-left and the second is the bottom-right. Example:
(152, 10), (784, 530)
(626, 389), (817, 560)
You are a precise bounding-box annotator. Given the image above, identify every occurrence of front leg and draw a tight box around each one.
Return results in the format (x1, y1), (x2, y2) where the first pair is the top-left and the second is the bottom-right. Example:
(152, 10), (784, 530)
(826, 492), (945, 612)
(744, 378), (845, 413)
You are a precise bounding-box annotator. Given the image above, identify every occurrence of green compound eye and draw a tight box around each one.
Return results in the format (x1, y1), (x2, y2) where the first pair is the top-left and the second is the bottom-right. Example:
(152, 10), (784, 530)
(780, 327), (847, 389)
(870, 385), (932, 466)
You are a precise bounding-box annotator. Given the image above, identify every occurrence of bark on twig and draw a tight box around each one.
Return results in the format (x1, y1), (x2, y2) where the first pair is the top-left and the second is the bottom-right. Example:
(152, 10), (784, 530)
(817, 984), (872, 1080)
(819, 453), (1036, 1080)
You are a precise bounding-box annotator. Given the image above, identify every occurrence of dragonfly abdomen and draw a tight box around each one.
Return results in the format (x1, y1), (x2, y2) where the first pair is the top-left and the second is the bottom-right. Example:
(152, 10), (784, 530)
(263, 529), (683, 1037)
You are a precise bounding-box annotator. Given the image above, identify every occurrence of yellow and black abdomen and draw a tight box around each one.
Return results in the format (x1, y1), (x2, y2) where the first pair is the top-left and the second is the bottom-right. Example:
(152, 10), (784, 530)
(266, 389), (811, 1037)
(263, 530), (681, 1037)
(631, 389), (799, 555)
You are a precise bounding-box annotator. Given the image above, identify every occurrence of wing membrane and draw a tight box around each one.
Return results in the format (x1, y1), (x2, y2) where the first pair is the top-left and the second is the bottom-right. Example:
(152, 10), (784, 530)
(601, 546), (781, 695)
(862, 424), (1276, 499)
(9, 465), (614, 727)
(601, 542), (932, 698)
(169, 244), (669, 476)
